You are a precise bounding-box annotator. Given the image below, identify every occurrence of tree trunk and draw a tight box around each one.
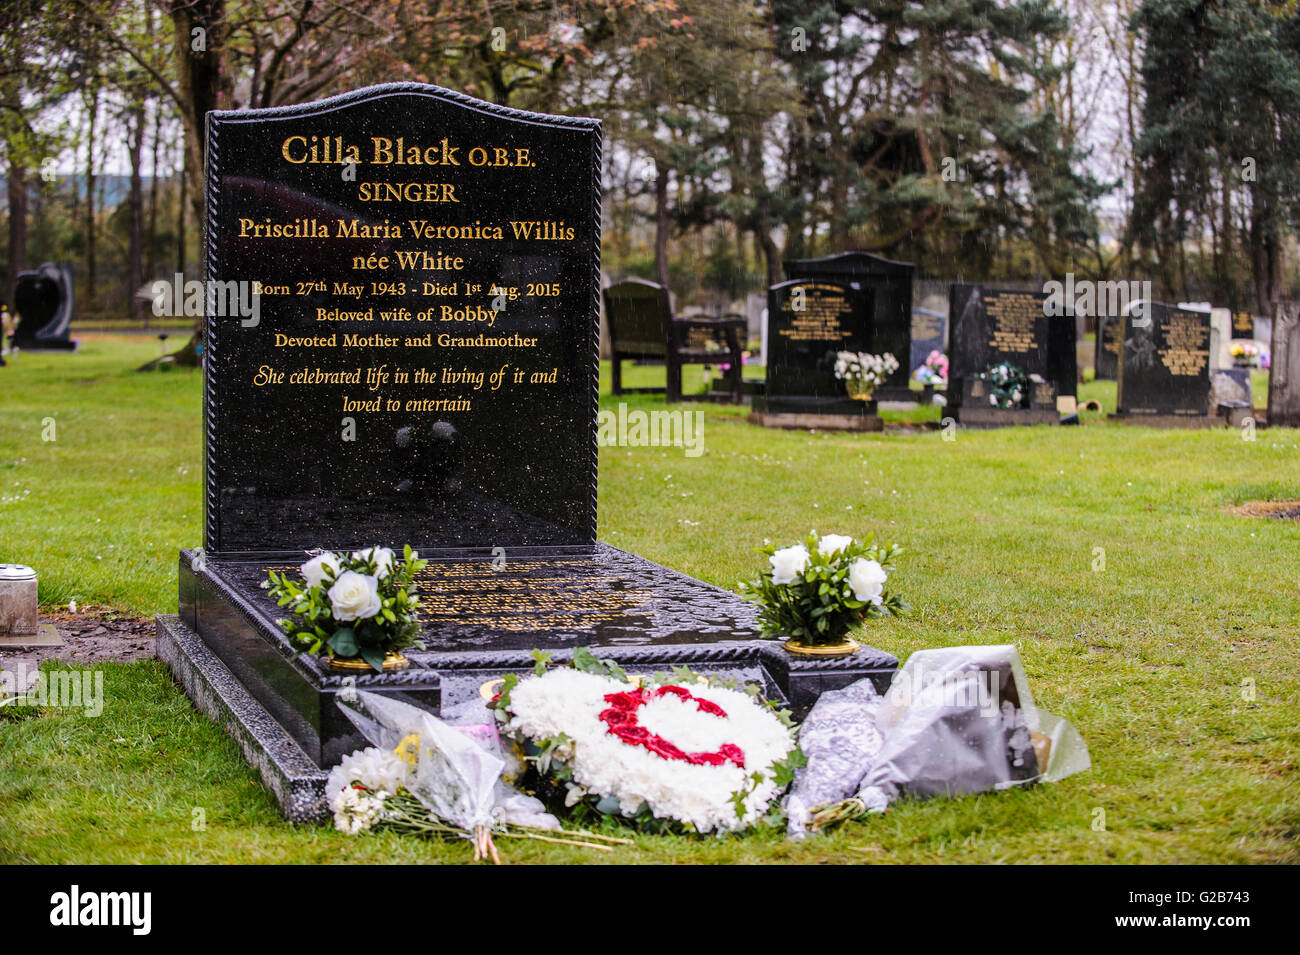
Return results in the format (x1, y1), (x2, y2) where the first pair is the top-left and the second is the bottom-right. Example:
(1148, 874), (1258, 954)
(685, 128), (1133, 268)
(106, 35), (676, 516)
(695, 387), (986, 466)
(147, 100), (161, 311)
(176, 163), (186, 276)
(1220, 170), (1233, 309)
(146, 8), (160, 298)
(162, 0), (227, 368)
(127, 100), (146, 320)
(755, 222), (781, 287)
(171, 0), (225, 228)
(654, 168), (671, 291)
(84, 80), (99, 311)
(6, 154), (26, 310)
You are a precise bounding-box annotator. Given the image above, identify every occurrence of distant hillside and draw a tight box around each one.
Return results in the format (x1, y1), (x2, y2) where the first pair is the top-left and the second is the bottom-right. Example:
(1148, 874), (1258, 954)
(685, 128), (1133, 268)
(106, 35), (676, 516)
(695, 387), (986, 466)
(0, 172), (177, 208)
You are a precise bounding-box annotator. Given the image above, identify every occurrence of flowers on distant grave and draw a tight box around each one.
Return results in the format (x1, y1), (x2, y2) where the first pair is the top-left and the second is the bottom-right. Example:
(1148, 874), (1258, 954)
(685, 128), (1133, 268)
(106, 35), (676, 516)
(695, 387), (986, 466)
(718, 350), (751, 373)
(833, 350), (899, 397)
(979, 361), (1029, 409)
(1229, 341), (1261, 367)
(911, 349), (949, 388)
(741, 531), (907, 646)
(264, 544), (427, 671)
(491, 649), (804, 833)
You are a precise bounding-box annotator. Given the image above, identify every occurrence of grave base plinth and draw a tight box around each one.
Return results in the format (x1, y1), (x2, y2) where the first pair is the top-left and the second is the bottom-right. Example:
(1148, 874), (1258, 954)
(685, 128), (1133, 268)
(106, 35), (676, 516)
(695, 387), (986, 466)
(1108, 413), (1221, 429)
(12, 340), (77, 352)
(164, 545), (898, 821)
(748, 411), (883, 431)
(954, 407), (1060, 428)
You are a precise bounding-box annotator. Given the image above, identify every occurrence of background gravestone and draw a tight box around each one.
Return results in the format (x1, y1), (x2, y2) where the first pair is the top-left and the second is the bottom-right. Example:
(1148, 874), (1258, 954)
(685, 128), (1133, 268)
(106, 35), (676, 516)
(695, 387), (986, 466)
(1269, 302), (1300, 427)
(12, 263), (76, 351)
(782, 252), (913, 400)
(948, 283), (1076, 405)
(1209, 307), (1232, 368)
(1094, 314), (1120, 380)
(909, 307), (947, 374)
(753, 279), (871, 416)
(1212, 367), (1253, 407)
(1115, 302), (1212, 419)
(1254, 316), (1272, 349)
(1231, 311), (1255, 339)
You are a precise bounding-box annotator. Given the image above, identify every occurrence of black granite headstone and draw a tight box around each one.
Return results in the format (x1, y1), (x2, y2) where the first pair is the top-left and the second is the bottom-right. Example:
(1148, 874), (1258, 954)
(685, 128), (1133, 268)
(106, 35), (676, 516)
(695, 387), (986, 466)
(1116, 302), (1212, 417)
(12, 263), (76, 351)
(782, 252), (913, 400)
(948, 283), (1076, 404)
(1231, 311), (1255, 340)
(752, 279), (872, 415)
(203, 88), (598, 554)
(1094, 314), (1121, 380)
(167, 85), (897, 817)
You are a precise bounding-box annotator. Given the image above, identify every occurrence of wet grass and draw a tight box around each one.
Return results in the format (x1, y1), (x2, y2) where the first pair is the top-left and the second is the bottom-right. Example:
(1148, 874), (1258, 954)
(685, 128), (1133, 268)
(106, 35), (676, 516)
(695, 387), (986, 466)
(1, 338), (1297, 863)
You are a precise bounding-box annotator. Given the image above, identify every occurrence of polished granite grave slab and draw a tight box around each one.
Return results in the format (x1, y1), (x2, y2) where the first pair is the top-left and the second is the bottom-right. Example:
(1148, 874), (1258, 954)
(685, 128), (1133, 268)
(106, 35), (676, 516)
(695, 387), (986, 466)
(171, 543), (898, 817)
(168, 83), (899, 820)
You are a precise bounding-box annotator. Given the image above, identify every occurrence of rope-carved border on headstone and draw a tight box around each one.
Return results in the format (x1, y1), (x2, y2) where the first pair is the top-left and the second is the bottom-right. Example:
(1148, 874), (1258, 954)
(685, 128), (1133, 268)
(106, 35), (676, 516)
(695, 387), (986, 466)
(203, 114), (222, 553)
(586, 103), (603, 548)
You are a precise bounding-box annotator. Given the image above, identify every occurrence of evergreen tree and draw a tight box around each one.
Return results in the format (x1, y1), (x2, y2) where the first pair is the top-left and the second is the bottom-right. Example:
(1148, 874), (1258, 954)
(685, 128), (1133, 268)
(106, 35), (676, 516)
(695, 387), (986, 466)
(770, 0), (1102, 277)
(1133, 0), (1300, 312)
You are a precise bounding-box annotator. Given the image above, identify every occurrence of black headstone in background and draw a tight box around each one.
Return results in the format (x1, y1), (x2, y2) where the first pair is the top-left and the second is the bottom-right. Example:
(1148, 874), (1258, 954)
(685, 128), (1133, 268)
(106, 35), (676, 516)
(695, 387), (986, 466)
(1094, 315), (1120, 380)
(754, 279), (871, 415)
(782, 252), (913, 400)
(203, 84), (599, 555)
(12, 263), (76, 351)
(1231, 311), (1255, 339)
(1116, 302), (1212, 416)
(1045, 307), (1079, 401)
(948, 284), (1075, 403)
(909, 308), (947, 373)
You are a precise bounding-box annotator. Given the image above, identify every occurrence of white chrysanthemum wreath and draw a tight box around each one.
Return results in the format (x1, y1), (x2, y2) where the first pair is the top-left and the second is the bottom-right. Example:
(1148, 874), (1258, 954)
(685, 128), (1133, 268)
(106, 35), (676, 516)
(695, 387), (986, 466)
(492, 650), (804, 833)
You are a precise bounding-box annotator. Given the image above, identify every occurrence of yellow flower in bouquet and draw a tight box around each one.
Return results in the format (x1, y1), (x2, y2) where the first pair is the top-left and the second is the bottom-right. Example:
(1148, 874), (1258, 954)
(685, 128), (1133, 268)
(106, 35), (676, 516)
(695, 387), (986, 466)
(394, 733), (421, 770)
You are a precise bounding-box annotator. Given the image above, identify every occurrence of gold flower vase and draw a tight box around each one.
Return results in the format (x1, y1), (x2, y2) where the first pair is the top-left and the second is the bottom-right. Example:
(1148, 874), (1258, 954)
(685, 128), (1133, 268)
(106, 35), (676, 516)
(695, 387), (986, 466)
(782, 636), (862, 659)
(846, 384), (874, 401)
(329, 651), (410, 672)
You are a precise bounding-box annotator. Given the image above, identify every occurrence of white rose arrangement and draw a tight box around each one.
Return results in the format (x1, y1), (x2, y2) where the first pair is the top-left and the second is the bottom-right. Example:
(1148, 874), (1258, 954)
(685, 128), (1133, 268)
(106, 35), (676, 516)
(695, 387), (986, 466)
(264, 544), (428, 671)
(833, 351), (899, 397)
(741, 531), (906, 647)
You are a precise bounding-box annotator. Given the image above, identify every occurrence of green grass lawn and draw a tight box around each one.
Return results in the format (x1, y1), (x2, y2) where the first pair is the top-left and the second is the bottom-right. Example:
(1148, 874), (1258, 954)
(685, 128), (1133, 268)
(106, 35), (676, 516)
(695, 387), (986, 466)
(2, 336), (1298, 863)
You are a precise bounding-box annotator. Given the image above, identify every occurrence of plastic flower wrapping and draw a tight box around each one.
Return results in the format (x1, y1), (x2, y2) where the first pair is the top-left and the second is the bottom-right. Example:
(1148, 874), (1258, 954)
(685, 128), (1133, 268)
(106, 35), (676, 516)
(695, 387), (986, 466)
(786, 646), (1091, 838)
(321, 643), (1091, 858)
